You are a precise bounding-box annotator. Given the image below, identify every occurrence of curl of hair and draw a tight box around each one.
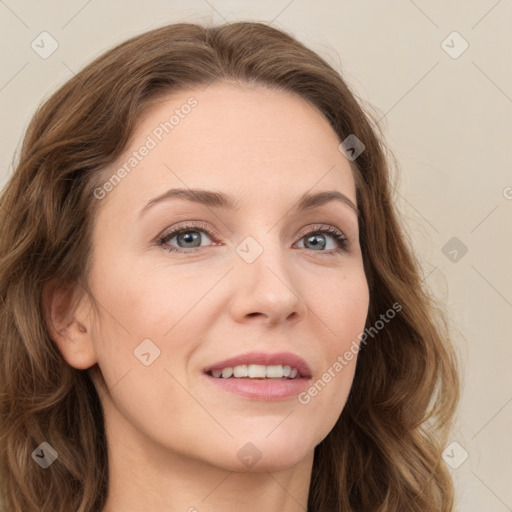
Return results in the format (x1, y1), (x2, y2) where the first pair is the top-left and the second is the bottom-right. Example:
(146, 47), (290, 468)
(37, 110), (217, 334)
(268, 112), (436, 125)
(0, 21), (460, 512)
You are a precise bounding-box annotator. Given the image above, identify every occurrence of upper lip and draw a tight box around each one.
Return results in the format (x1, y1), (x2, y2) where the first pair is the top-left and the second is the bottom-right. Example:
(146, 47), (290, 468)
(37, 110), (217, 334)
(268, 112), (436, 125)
(204, 351), (312, 378)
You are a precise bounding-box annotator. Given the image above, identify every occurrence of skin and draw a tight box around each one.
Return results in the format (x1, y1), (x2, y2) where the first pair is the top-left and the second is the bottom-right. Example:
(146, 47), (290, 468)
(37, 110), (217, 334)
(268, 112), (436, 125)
(47, 81), (370, 511)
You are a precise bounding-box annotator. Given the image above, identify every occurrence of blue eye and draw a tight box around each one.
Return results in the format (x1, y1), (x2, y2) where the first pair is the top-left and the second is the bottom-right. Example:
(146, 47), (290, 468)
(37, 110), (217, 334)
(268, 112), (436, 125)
(157, 222), (349, 255)
(157, 222), (216, 253)
(296, 226), (349, 253)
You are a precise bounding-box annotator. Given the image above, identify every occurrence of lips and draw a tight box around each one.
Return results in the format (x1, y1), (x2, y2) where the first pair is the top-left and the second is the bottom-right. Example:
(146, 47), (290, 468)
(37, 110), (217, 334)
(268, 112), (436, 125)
(203, 351), (312, 379)
(203, 351), (312, 400)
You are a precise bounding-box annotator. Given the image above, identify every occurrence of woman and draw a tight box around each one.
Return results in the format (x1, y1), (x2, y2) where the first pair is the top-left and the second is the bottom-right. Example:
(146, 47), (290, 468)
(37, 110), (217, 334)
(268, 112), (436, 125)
(0, 21), (460, 512)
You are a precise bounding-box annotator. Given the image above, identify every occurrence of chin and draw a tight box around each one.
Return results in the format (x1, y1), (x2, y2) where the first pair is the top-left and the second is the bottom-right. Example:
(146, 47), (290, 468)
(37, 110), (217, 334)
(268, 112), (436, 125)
(210, 434), (315, 473)
(212, 453), (311, 474)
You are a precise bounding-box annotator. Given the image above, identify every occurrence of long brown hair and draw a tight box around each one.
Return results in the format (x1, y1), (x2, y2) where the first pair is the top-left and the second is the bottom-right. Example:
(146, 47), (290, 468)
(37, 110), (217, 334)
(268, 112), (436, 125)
(0, 21), (460, 511)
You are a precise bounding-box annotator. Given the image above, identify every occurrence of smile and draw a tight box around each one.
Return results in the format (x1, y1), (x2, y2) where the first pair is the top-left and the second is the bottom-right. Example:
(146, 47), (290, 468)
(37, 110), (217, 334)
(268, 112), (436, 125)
(203, 351), (312, 400)
(208, 364), (300, 379)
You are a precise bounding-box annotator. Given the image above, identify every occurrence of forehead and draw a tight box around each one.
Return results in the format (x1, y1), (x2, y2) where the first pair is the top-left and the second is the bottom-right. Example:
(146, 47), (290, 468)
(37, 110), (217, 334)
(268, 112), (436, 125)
(97, 81), (356, 214)
(139, 81), (344, 158)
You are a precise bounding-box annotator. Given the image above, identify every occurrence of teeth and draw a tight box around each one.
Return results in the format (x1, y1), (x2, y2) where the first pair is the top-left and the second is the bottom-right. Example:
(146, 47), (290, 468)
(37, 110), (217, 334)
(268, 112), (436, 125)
(210, 364), (301, 379)
(248, 364), (266, 378)
(233, 364), (248, 377)
(265, 365), (282, 378)
(221, 367), (233, 378)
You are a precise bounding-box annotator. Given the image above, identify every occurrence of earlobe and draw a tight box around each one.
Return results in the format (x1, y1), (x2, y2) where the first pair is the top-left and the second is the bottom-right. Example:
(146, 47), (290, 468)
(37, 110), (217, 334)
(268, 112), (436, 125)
(42, 279), (98, 370)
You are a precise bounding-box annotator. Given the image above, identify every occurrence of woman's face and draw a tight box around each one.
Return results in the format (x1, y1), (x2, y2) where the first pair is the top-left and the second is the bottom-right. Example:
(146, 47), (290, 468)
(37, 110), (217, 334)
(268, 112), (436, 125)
(83, 81), (369, 472)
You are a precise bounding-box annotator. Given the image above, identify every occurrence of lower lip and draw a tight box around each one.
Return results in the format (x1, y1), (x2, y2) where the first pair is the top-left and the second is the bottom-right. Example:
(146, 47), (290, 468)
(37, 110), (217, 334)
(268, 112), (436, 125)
(204, 374), (311, 400)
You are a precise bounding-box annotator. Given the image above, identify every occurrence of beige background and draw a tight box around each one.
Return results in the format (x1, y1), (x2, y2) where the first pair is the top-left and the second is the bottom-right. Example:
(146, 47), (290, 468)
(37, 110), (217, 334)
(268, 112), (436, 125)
(1, 1), (511, 510)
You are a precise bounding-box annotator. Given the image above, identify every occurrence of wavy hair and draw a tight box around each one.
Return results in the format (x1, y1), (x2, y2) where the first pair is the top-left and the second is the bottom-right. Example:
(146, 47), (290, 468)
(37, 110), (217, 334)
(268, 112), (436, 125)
(0, 20), (460, 512)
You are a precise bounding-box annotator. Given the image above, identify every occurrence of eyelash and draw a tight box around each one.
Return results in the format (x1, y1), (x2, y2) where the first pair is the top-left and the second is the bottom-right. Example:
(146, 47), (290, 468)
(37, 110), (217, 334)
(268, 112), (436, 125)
(156, 221), (350, 256)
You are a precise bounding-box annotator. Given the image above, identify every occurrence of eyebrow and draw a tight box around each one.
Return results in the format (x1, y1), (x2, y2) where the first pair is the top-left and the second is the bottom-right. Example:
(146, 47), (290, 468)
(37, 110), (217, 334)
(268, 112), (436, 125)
(138, 188), (359, 217)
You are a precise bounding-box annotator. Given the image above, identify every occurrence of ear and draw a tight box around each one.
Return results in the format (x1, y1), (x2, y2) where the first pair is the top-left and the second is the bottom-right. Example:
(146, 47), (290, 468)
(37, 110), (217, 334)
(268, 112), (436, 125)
(42, 278), (98, 370)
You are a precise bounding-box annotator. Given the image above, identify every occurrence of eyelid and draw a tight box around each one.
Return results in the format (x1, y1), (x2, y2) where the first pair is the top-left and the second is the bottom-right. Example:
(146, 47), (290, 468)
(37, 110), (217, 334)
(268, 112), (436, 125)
(295, 223), (346, 240)
(157, 220), (218, 244)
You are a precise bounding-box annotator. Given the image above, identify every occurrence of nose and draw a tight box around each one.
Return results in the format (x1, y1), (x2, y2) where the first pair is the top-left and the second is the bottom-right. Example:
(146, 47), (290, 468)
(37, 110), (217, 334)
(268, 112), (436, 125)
(228, 237), (307, 327)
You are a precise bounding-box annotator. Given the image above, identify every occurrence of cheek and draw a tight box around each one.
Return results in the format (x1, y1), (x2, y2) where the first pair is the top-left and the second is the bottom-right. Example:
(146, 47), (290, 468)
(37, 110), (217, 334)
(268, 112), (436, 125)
(295, 337), (360, 447)
(87, 255), (218, 401)
(294, 269), (368, 437)
(89, 255), (191, 339)
(298, 364), (357, 449)
(315, 267), (370, 344)
(327, 272), (369, 390)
